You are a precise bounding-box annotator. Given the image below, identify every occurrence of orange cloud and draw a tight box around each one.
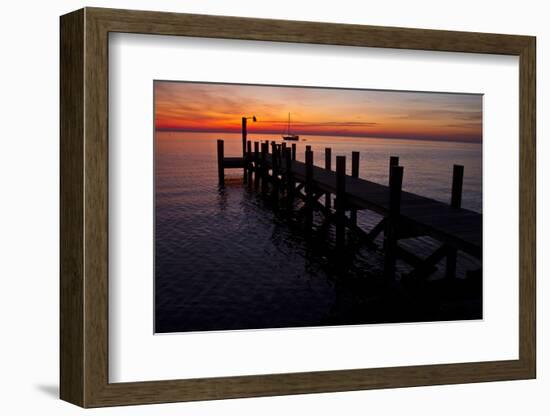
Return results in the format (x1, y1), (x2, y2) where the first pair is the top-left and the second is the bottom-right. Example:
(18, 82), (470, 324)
(154, 81), (482, 142)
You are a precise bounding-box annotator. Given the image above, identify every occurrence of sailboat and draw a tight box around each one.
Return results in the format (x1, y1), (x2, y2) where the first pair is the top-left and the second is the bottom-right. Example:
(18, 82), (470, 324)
(282, 113), (299, 141)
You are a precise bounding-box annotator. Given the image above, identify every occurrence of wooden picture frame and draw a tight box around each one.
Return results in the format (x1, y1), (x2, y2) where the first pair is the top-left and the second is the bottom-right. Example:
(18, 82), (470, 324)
(60, 7), (536, 408)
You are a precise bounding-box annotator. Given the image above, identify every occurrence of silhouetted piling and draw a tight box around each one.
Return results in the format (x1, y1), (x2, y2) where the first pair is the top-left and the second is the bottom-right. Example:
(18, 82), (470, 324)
(254, 141), (260, 188)
(241, 117), (247, 158)
(261, 142), (268, 196)
(384, 165), (404, 279)
(325, 148), (332, 209)
(246, 140), (252, 184)
(389, 156), (399, 181)
(451, 164), (464, 208)
(217, 139), (224, 184)
(446, 164), (464, 278)
(305, 149), (314, 230)
(350, 151), (360, 225)
(284, 147), (294, 210)
(272, 142), (280, 207)
(336, 156), (346, 251)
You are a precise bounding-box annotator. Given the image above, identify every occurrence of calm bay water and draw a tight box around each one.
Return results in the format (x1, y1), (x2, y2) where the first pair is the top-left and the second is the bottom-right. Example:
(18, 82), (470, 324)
(155, 132), (482, 333)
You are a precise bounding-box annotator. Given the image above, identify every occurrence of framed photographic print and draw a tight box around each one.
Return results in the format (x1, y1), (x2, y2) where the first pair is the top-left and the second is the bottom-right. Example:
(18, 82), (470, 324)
(60, 7), (536, 408)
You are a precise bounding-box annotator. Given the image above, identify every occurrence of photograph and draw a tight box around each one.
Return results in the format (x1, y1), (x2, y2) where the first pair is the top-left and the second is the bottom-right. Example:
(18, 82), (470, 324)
(154, 81), (483, 333)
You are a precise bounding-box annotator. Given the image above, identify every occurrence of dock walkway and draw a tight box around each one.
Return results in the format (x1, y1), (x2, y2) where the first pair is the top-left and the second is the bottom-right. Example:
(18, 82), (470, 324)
(283, 158), (481, 259)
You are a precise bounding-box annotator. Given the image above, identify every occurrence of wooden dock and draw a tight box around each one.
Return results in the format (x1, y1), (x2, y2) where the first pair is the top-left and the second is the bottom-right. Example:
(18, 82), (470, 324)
(217, 138), (482, 280)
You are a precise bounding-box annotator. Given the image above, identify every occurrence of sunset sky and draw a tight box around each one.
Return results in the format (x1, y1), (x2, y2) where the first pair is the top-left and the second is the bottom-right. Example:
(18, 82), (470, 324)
(154, 81), (482, 142)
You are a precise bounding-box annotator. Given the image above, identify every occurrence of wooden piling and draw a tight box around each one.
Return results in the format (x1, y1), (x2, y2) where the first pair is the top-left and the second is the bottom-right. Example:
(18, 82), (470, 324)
(336, 156), (346, 250)
(260, 142), (268, 196)
(305, 149), (314, 230)
(384, 165), (404, 279)
(389, 156), (399, 181)
(272, 142), (280, 206)
(284, 147), (294, 209)
(246, 140), (253, 184)
(325, 148), (332, 209)
(325, 148), (332, 171)
(271, 142), (278, 176)
(352, 151), (360, 177)
(451, 164), (464, 208)
(283, 147), (292, 172)
(241, 117), (247, 158)
(217, 139), (224, 184)
(446, 164), (464, 278)
(306, 145), (312, 152)
(253, 141), (260, 188)
(350, 151), (360, 225)
(291, 143), (297, 161)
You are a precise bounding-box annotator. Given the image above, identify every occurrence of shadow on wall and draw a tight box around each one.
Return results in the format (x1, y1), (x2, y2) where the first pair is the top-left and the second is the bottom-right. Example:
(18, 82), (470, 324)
(34, 384), (58, 399)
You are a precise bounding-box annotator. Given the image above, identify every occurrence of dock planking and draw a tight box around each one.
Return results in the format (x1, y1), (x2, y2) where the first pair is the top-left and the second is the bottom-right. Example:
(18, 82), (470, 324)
(279, 157), (481, 259)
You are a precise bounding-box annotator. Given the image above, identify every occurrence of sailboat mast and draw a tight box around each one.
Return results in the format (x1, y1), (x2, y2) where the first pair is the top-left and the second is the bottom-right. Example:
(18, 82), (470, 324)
(287, 112), (290, 135)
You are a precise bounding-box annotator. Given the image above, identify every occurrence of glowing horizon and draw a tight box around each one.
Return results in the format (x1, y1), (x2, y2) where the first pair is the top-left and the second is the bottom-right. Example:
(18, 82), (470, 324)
(154, 81), (482, 143)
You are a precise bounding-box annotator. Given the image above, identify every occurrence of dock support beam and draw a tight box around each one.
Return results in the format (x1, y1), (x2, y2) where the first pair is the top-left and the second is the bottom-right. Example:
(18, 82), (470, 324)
(291, 143), (297, 161)
(350, 151), (360, 225)
(336, 156), (346, 251)
(217, 139), (224, 185)
(446, 164), (464, 278)
(384, 165), (404, 280)
(325, 148), (332, 209)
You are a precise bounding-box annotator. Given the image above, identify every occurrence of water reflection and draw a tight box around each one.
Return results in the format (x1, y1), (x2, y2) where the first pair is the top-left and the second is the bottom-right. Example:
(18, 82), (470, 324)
(217, 176), (244, 211)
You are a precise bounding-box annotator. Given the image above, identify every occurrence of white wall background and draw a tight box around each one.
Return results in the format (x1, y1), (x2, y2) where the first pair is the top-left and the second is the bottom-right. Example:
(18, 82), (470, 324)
(0, 0), (545, 414)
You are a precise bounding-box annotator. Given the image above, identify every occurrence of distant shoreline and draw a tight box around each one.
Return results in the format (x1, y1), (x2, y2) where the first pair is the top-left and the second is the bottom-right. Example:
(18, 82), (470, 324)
(155, 129), (482, 145)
